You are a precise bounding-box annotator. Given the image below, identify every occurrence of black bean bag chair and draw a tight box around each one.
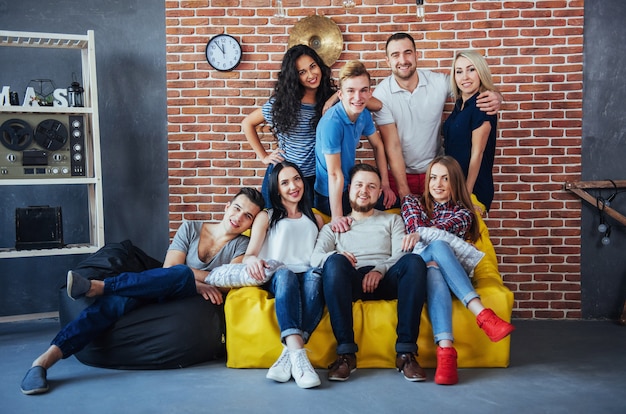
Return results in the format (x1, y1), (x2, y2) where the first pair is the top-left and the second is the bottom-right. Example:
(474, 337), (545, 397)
(57, 240), (226, 370)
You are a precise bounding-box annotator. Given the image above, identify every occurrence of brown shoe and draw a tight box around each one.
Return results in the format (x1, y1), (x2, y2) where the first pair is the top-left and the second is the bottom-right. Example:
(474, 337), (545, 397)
(328, 353), (357, 381)
(395, 353), (426, 382)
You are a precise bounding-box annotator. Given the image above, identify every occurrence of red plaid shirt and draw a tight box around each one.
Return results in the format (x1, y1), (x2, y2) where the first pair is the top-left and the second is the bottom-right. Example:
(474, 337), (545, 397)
(401, 194), (473, 239)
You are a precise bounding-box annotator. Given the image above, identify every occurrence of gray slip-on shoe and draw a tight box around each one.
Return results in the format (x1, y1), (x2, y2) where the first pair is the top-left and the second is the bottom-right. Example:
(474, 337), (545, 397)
(66, 270), (91, 300)
(21, 366), (49, 395)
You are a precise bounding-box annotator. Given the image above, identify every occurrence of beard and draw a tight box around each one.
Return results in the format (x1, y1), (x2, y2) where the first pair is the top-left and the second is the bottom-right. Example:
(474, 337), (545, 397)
(349, 198), (376, 213)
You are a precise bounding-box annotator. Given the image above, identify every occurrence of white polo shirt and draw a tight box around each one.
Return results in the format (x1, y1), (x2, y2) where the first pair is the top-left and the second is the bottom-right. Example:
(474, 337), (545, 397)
(372, 69), (450, 174)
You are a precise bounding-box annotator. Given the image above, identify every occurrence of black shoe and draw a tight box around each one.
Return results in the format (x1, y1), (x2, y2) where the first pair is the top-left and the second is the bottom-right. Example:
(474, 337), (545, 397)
(21, 366), (49, 395)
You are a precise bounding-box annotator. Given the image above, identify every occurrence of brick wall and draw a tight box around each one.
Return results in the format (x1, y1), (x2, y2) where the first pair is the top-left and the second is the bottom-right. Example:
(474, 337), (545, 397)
(165, 0), (585, 319)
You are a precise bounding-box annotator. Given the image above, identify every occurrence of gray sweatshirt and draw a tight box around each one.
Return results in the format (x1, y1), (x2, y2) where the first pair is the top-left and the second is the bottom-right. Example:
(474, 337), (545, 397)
(310, 210), (407, 277)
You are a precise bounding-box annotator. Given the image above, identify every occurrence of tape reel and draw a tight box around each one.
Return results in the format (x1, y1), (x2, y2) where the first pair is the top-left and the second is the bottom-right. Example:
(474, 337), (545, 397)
(34, 119), (68, 151)
(0, 118), (33, 151)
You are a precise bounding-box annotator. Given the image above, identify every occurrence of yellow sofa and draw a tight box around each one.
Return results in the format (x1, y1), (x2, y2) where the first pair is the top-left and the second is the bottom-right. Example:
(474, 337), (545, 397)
(224, 208), (514, 369)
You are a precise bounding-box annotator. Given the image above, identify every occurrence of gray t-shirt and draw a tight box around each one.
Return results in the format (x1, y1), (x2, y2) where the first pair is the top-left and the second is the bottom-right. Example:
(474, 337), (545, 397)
(168, 220), (249, 271)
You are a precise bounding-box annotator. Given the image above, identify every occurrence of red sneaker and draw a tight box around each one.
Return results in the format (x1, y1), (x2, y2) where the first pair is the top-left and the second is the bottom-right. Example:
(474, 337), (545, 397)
(476, 308), (515, 342)
(435, 346), (458, 385)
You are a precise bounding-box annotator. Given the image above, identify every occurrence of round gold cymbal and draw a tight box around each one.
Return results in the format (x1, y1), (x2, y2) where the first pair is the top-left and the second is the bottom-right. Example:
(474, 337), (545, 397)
(288, 14), (343, 67)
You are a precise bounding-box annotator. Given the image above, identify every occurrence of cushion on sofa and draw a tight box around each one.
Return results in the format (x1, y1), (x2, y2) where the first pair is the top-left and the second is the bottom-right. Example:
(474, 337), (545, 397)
(204, 260), (285, 287)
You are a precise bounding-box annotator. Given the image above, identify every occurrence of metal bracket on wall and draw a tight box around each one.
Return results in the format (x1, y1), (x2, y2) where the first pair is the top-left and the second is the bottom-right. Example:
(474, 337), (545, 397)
(564, 180), (626, 226)
(565, 180), (626, 325)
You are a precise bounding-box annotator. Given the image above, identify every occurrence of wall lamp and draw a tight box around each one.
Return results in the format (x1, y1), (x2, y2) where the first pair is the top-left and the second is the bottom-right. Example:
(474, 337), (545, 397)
(416, 0), (425, 20)
(274, 0), (285, 17)
(596, 180), (618, 246)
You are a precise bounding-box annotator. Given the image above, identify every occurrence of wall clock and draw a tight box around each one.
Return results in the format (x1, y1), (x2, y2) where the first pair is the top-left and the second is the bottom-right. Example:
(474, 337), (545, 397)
(205, 34), (242, 72)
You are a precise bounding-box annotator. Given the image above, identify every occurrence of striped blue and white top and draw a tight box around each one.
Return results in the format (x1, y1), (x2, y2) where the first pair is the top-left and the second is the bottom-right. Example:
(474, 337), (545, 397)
(261, 98), (317, 178)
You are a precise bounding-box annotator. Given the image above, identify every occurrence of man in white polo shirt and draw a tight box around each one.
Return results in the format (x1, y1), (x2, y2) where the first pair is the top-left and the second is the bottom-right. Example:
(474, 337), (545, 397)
(373, 32), (502, 199)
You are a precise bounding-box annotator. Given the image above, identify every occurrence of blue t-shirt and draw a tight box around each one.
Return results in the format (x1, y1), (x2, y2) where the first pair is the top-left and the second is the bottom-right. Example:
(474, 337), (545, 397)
(442, 93), (497, 210)
(262, 98), (317, 178)
(314, 103), (376, 196)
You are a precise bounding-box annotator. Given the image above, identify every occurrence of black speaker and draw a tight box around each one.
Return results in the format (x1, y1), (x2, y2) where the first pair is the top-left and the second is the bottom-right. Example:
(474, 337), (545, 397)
(15, 206), (64, 250)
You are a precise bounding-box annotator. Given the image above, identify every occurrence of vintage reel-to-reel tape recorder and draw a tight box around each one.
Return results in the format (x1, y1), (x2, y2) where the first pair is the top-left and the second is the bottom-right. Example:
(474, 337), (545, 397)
(0, 113), (86, 178)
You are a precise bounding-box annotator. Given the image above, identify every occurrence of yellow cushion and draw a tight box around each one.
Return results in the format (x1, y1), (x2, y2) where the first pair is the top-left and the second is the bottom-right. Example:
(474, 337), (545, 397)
(225, 207), (513, 369)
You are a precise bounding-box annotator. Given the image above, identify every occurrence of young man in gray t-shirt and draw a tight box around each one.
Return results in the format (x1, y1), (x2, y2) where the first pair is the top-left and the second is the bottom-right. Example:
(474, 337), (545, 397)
(21, 188), (264, 395)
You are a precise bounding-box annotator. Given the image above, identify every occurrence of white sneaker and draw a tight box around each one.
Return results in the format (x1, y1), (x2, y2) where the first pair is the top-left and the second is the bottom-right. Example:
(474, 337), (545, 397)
(290, 348), (321, 389)
(266, 346), (291, 383)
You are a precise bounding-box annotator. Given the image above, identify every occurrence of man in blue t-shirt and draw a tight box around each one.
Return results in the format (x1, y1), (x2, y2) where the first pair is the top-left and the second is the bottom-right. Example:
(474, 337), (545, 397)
(314, 60), (396, 233)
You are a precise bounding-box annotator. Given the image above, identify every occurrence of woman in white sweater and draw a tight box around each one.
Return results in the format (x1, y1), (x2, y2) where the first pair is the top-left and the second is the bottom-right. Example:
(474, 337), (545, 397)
(244, 161), (324, 389)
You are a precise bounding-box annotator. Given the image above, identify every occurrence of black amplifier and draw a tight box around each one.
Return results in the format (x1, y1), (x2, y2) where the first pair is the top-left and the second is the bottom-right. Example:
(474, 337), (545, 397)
(15, 205), (64, 250)
(0, 113), (86, 178)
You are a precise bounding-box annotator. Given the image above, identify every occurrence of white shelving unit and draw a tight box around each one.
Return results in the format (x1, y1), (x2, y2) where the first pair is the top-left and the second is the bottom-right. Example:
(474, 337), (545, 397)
(0, 30), (104, 258)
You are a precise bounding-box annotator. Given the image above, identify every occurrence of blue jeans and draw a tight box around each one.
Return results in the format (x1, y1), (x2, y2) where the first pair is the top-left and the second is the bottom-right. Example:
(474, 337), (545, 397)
(264, 267), (324, 343)
(419, 240), (479, 344)
(52, 264), (197, 358)
(322, 253), (427, 355)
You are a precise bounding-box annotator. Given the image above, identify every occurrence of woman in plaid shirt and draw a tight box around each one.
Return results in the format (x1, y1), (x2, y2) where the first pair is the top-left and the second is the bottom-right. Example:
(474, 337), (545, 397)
(400, 156), (514, 386)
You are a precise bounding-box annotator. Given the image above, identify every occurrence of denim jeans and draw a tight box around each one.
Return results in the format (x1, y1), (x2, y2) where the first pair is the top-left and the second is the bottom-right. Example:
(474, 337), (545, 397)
(52, 264), (197, 358)
(322, 253), (427, 355)
(418, 240), (479, 344)
(264, 267), (324, 343)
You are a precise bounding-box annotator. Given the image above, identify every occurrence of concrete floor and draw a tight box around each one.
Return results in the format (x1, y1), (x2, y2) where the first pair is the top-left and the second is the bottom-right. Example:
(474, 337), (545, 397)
(1, 318), (625, 414)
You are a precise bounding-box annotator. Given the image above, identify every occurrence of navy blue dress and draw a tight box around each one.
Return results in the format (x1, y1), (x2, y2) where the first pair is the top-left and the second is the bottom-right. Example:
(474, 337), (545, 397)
(443, 93), (497, 210)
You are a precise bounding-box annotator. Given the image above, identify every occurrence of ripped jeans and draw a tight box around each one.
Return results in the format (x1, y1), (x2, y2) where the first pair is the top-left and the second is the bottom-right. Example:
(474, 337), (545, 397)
(418, 240), (479, 344)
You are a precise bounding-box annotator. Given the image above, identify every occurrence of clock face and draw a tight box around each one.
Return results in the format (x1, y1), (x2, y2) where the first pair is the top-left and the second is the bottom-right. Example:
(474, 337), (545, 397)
(205, 34), (242, 72)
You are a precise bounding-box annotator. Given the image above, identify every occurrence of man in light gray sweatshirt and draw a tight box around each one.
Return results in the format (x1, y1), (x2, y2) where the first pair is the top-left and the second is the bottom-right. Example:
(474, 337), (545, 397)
(311, 163), (428, 383)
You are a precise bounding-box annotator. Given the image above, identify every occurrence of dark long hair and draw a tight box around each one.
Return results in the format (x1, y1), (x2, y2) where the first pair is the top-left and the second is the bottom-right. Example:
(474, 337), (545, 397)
(267, 161), (317, 229)
(270, 44), (335, 136)
(423, 156), (480, 242)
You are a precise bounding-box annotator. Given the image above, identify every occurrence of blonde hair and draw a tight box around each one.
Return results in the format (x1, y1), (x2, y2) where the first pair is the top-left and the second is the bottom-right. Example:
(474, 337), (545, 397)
(449, 50), (497, 101)
(338, 60), (370, 89)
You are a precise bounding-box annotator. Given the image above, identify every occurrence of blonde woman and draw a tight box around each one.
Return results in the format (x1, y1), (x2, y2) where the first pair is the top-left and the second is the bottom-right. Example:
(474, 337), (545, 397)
(443, 49), (498, 213)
